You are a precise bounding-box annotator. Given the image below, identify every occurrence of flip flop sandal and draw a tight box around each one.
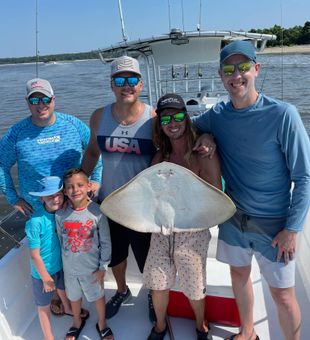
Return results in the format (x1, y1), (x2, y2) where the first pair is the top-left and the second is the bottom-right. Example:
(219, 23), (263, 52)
(64, 308), (90, 320)
(96, 323), (114, 339)
(147, 326), (168, 340)
(65, 319), (86, 340)
(225, 334), (260, 340)
(196, 328), (213, 340)
(50, 298), (64, 316)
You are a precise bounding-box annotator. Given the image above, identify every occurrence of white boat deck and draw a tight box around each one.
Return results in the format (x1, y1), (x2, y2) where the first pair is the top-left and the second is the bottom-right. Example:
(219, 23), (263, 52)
(1, 227), (310, 340)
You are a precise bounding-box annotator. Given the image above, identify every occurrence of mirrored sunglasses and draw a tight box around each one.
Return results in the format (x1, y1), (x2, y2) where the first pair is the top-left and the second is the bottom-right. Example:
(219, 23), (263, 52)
(112, 76), (140, 87)
(221, 61), (254, 76)
(28, 96), (53, 105)
(160, 112), (186, 125)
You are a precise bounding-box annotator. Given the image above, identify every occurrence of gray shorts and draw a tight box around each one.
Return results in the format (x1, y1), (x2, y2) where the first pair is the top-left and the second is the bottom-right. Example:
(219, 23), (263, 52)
(64, 272), (105, 302)
(216, 214), (295, 288)
(32, 270), (65, 307)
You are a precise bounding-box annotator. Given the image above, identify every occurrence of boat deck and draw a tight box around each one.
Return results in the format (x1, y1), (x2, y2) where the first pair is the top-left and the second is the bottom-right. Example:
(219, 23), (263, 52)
(2, 227), (310, 339)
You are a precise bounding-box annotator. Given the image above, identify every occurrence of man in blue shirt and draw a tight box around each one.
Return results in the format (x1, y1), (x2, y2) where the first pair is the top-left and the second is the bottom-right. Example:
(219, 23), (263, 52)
(0, 78), (102, 317)
(193, 41), (310, 340)
(0, 78), (102, 217)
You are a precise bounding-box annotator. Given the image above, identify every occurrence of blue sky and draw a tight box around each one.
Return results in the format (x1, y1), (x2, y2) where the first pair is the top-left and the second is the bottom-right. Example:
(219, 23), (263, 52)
(1, 0), (309, 58)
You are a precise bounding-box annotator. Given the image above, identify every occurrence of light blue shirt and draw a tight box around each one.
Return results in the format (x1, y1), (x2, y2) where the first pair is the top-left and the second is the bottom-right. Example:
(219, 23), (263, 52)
(25, 207), (62, 279)
(0, 112), (102, 212)
(192, 93), (310, 232)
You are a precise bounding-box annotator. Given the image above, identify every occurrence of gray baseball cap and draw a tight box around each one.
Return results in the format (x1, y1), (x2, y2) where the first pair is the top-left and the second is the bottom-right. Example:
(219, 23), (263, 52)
(111, 56), (141, 77)
(26, 78), (54, 98)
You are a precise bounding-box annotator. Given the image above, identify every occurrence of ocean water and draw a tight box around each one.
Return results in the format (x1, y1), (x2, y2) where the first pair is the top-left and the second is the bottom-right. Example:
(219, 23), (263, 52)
(0, 54), (309, 220)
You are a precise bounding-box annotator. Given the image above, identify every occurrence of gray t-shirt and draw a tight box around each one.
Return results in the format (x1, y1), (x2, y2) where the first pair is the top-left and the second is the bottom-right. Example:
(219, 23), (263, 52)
(56, 201), (111, 276)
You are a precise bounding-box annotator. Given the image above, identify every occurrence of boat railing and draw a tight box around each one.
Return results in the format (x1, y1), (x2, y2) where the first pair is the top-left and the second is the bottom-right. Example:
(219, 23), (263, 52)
(0, 210), (27, 259)
(157, 75), (224, 99)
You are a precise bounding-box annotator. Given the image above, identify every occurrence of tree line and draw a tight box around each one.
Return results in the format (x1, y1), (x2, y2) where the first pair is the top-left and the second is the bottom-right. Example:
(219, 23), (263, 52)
(1, 21), (309, 65)
(250, 21), (310, 46)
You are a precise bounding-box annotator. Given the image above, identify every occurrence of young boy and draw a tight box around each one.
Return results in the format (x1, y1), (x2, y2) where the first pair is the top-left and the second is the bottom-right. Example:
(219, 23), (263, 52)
(26, 176), (75, 340)
(56, 168), (113, 340)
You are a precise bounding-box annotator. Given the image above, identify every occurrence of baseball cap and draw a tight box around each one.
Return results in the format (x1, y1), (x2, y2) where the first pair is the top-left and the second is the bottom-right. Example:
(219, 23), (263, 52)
(29, 176), (63, 197)
(111, 56), (141, 77)
(26, 78), (54, 98)
(155, 93), (187, 114)
(220, 40), (257, 64)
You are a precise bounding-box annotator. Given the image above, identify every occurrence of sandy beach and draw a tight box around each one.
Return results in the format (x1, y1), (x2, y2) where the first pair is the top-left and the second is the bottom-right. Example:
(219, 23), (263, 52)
(259, 44), (310, 55)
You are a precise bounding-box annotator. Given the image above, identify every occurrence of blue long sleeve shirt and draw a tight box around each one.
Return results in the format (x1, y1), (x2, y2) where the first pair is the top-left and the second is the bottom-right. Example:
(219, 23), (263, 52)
(0, 112), (102, 212)
(192, 94), (310, 232)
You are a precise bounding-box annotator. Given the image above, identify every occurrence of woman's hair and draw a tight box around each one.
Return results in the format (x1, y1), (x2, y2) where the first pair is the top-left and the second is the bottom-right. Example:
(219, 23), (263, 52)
(152, 112), (197, 164)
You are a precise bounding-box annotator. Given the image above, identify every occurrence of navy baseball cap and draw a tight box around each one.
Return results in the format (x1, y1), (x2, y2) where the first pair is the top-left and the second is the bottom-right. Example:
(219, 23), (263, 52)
(156, 93), (186, 114)
(220, 40), (257, 64)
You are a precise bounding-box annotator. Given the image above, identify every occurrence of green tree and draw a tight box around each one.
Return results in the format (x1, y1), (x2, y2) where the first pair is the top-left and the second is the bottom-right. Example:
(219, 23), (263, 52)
(298, 21), (310, 44)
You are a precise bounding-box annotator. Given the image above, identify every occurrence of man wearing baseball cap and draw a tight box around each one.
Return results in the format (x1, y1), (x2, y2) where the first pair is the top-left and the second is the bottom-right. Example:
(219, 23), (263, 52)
(192, 40), (310, 339)
(81, 55), (157, 321)
(0, 77), (103, 315)
(0, 77), (102, 216)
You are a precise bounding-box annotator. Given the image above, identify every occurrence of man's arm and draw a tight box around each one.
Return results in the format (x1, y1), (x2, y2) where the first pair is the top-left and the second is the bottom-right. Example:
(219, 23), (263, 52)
(280, 105), (310, 232)
(198, 151), (222, 190)
(81, 108), (102, 178)
(272, 105), (310, 265)
(191, 111), (216, 158)
(0, 127), (33, 216)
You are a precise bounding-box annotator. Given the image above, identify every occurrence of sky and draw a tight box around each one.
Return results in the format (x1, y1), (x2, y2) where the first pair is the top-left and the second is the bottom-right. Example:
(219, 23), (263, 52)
(0, 0), (309, 58)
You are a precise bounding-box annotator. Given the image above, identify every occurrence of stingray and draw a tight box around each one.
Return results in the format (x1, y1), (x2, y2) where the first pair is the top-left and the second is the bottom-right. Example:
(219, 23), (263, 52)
(100, 162), (236, 235)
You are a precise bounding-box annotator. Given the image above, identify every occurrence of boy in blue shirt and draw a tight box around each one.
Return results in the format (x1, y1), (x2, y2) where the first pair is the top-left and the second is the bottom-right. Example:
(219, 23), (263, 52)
(26, 176), (88, 340)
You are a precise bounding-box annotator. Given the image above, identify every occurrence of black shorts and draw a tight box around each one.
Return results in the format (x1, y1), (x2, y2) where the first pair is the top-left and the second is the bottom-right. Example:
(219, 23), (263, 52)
(108, 218), (151, 273)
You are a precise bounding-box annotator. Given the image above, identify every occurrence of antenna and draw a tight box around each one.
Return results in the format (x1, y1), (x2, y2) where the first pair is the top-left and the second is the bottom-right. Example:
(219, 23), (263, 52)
(181, 0), (185, 31)
(198, 0), (202, 31)
(117, 0), (128, 42)
(167, 0), (171, 31)
(35, 0), (39, 77)
(280, 2), (284, 100)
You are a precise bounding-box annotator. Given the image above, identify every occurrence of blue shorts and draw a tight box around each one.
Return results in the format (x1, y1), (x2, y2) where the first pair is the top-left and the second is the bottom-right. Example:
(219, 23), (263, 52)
(32, 270), (65, 307)
(216, 213), (295, 288)
(64, 272), (105, 302)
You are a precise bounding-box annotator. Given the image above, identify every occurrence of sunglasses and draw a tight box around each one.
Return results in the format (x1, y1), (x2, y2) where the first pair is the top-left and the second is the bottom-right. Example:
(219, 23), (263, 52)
(160, 112), (186, 125)
(221, 61), (254, 76)
(112, 76), (140, 87)
(28, 96), (53, 105)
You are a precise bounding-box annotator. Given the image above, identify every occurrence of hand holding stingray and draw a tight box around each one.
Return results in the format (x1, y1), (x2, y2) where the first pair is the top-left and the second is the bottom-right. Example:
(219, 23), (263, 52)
(100, 162), (236, 235)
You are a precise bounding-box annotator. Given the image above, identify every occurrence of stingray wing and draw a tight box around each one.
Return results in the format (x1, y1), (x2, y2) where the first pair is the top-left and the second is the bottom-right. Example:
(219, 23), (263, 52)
(100, 162), (236, 234)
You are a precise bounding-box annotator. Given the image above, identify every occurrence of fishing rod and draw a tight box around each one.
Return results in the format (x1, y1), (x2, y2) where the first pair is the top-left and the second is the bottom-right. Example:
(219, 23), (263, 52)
(35, 0), (39, 77)
(117, 0), (128, 42)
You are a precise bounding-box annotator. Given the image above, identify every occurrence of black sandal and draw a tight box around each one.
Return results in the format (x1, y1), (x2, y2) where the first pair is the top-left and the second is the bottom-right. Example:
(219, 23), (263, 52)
(196, 328), (213, 340)
(96, 323), (114, 339)
(64, 308), (90, 320)
(65, 319), (86, 340)
(225, 334), (260, 340)
(147, 326), (167, 340)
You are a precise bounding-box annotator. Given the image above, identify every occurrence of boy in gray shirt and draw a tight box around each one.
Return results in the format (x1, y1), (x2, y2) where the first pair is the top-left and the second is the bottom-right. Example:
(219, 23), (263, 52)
(56, 168), (113, 340)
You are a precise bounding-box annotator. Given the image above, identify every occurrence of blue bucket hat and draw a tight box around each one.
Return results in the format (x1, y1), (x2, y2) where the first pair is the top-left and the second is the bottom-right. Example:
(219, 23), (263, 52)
(29, 176), (63, 197)
(220, 40), (257, 64)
